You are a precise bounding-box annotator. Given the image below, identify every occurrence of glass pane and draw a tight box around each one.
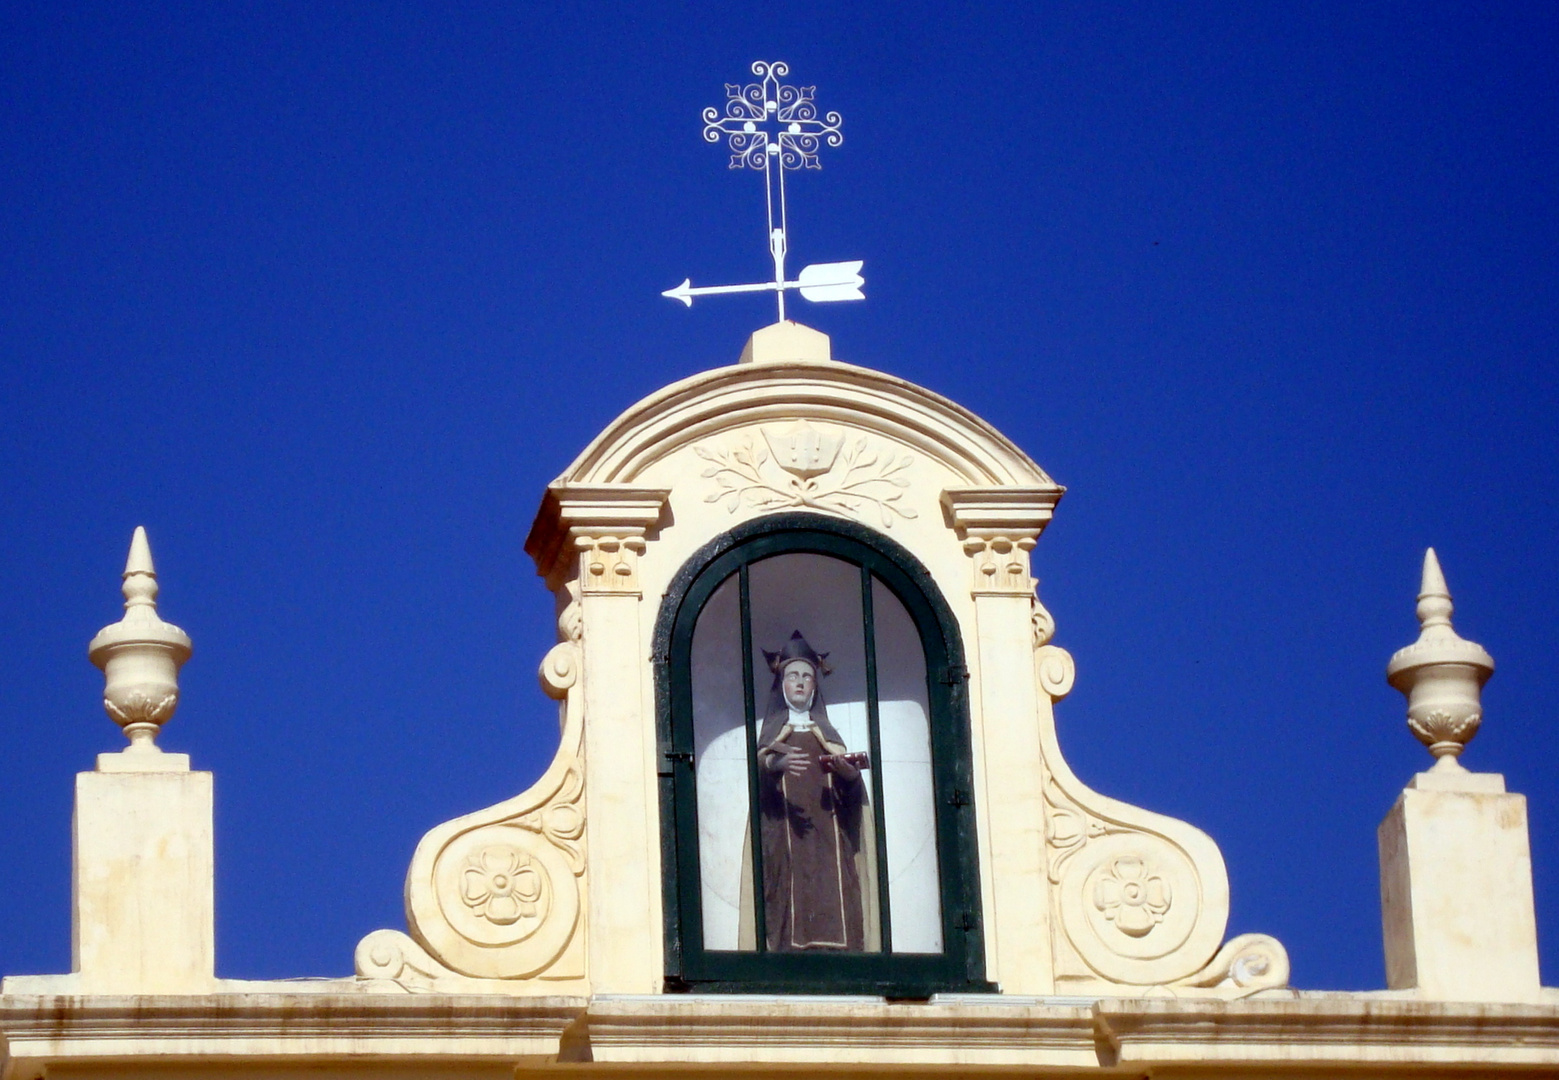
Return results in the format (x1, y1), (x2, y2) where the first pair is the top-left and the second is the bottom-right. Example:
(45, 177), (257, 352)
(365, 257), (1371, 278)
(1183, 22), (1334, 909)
(872, 577), (943, 952)
(747, 553), (881, 953)
(692, 572), (754, 950)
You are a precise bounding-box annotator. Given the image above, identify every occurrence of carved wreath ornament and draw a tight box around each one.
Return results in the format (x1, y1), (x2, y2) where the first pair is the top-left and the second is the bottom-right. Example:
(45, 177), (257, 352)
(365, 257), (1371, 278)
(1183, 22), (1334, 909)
(697, 423), (916, 527)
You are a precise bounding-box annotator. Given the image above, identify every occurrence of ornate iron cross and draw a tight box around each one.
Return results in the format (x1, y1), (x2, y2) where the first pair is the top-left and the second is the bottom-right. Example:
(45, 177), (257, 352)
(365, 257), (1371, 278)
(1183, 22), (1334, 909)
(664, 61), (865, 321)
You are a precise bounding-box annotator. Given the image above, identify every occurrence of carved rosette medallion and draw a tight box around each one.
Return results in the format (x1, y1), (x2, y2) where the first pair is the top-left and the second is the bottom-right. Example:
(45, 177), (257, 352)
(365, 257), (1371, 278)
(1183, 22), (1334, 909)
(1057, 831), (1203, 981)
(461, 845), (546, 924)
(362, 625), (589, 985)
(432, 802), (580, 957)
(1091, 854), (1172, 937)
(696, 423), (916, 527)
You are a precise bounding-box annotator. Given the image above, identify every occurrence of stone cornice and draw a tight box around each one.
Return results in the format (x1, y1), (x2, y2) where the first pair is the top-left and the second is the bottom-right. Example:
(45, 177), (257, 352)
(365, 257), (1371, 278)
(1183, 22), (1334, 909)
(525, 483), (671, 589)
(941, 486), (1066, 540)
(576, 995), (1099, 1067)
(0, 993), (584, 1076)
(3, 992), (1557, 1075)
(577, 994), (1559, 1068)
(1096, 996), (1559, 1067)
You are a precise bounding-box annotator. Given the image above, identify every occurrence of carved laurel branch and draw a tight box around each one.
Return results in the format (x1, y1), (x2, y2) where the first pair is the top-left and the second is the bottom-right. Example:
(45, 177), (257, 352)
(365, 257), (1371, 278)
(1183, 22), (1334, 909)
(696, 433), (917, 528)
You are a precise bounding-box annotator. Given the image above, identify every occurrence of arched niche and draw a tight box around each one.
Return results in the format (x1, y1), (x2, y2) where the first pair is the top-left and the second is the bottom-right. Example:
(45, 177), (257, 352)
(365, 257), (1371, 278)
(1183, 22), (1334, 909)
(654, 512), (988, 996)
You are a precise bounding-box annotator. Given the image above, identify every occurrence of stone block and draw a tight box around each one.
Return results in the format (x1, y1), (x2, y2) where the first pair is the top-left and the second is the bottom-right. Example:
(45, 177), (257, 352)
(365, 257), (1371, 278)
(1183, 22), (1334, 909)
(73, 752), (215, 993)
(1379, 770), (1541, 1002)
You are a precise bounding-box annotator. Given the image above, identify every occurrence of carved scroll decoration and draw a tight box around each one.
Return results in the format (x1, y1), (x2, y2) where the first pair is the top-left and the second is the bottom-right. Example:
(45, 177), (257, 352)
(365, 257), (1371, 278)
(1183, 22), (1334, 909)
(1033, 601), (1287, 997)
(355, 593), (588, 990)
(696, 422), (917, 528)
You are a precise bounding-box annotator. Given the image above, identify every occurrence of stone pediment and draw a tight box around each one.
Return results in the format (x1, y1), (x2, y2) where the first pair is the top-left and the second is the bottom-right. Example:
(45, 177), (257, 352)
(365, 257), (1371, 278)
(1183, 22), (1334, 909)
(552, 355), (1056, 488)
(352, 324), (1288, 1001)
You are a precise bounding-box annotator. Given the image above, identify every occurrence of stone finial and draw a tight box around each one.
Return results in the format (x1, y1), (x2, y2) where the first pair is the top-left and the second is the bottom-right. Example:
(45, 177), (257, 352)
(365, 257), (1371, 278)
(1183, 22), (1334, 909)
(1385, 548), (1494, 771)
(87, 527), (193, 751)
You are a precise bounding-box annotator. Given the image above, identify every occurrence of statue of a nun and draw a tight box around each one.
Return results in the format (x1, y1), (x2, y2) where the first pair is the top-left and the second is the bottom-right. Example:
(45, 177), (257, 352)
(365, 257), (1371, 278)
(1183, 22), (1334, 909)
(751, 631), (879, 952)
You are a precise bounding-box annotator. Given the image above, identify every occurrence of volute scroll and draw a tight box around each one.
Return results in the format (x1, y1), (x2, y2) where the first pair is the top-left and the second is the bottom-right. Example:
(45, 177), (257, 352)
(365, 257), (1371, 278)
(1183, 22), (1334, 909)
(355, 595), (589, 992)
(1034, 606), (1288, 998)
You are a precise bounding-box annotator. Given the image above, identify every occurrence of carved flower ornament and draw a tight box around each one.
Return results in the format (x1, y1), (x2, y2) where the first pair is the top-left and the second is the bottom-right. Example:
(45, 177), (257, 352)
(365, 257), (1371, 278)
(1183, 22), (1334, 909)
(1092, 854), (1171, 937)
(460, 845), (544, 926)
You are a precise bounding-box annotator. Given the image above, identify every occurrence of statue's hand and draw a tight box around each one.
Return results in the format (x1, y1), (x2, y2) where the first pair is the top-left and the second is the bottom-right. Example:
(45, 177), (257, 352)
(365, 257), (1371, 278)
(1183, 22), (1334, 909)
(781, 747), (810, 777)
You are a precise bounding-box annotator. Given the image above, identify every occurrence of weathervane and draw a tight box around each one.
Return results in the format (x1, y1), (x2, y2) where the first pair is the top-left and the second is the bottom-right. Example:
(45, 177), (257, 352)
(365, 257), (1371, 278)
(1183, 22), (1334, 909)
(663, 60), (865, 321)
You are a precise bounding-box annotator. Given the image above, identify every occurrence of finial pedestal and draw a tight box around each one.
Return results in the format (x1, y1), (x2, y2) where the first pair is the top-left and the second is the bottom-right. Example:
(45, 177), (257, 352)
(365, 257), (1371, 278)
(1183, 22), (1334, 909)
(1377, 549), (1540, 1002)
(54, 528), (215, 993)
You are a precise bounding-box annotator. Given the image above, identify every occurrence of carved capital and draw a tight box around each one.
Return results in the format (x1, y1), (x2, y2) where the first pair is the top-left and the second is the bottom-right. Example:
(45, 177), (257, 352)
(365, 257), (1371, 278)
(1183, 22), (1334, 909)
(962, 535), (1037, 596)
(576, 535), (647, 595)
(943, 486), (1061, 598)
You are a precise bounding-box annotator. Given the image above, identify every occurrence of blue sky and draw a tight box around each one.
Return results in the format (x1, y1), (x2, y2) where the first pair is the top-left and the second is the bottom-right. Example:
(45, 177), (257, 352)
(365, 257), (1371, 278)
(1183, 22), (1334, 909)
(1, 2), (1555, 991)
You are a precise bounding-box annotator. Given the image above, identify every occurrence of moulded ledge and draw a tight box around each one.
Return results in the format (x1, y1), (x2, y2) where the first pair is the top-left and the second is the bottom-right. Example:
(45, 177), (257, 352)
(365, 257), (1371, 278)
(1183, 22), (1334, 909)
(1095, 997), (1559, 1067)
(0, 993), (586, 1079)
(4, 992), (1558, 1076)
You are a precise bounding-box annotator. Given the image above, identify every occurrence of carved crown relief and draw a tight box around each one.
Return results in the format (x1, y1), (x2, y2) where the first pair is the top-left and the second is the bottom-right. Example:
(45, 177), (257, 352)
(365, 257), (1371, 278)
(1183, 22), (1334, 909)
(696, 422), (917, 528)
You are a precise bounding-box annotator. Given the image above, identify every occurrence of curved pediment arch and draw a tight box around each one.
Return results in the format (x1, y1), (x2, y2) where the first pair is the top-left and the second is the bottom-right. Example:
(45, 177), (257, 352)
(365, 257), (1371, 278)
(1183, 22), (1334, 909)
(553, 358), (1057, 489)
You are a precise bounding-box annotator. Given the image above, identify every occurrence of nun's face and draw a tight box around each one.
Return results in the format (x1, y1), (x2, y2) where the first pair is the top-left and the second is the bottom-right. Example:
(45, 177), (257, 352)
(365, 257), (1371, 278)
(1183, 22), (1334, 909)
(782, 661), (816, 711)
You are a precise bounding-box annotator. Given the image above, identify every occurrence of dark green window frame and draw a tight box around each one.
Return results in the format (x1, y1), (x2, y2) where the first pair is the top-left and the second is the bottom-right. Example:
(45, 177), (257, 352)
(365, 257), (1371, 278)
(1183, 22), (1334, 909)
(654, 512), (990, 996)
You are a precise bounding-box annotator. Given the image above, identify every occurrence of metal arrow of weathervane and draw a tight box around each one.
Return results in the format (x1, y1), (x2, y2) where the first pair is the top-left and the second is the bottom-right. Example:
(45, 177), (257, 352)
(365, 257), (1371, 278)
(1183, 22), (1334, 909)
(664, 61), (865, 321)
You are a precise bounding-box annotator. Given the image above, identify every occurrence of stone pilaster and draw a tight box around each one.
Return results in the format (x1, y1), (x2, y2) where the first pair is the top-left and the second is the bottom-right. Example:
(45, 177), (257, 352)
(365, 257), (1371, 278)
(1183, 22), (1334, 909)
(527, 483), (670, 994)
(942, 487), (1062, 994)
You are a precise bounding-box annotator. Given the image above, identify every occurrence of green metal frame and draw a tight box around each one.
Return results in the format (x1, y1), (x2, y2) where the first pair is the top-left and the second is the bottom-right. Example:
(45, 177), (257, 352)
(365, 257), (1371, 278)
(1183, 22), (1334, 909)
(654, 513), (991, 996)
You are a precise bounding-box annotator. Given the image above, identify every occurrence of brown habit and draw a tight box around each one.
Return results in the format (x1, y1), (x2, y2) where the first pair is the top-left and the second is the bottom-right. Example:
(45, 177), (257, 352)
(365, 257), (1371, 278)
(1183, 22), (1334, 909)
(756, 631), (871, 952)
